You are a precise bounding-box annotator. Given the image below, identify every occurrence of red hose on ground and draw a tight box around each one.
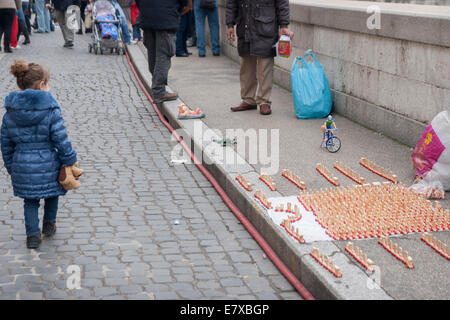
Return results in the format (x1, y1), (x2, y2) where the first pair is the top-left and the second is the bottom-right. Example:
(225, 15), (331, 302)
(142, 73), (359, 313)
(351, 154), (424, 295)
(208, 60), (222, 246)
(124, 50), (315, 300)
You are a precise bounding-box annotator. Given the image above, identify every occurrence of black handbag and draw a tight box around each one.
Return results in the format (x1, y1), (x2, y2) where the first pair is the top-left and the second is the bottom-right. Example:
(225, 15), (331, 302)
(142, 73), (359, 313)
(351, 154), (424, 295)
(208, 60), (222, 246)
(199, 0), (216, 10)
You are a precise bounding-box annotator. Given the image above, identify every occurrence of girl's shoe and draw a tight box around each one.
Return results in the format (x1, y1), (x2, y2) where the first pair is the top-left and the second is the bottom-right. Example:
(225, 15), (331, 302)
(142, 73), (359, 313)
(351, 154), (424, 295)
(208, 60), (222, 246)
(42, 222), (57, 237)
(26, 234), (42, 249)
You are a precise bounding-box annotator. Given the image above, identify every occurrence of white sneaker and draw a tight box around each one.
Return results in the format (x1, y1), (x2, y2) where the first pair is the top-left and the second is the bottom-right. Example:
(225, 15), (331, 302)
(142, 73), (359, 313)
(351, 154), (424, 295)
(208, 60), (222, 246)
(11, 45), (21, 49)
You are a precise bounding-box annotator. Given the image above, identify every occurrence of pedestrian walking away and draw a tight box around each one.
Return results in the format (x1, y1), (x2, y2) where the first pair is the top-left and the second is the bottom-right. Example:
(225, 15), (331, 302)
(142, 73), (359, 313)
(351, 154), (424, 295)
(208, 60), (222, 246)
(1, 59), (80, 249)
(45, 0), (79, 47)
(136, 0), (188, 103)
(226, 0), (294, 115)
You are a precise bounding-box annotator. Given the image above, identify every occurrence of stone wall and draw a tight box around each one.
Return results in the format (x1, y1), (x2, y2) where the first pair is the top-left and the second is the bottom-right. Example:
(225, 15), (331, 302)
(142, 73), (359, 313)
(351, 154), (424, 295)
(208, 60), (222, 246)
(216, 0), (450, 147)
(351, 0), (450, 5)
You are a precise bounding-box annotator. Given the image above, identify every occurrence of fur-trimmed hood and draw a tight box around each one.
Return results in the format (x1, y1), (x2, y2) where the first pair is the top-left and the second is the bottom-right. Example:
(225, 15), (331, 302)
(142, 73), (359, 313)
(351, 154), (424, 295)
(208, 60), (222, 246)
(4, 89), (60, 126)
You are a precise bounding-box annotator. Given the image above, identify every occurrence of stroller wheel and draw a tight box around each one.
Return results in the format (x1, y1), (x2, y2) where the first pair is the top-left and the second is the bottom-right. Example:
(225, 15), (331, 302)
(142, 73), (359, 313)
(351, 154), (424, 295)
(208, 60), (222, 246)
(88, 44), (92, 53)
(100, 47), (103, 55)
(110, 48), (114, 54)
(94, 45), (98, 55)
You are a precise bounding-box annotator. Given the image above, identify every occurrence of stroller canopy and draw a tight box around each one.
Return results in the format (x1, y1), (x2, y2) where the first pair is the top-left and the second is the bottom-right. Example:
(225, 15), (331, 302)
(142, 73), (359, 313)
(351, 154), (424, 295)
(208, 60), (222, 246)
(94, 0), (116, 17)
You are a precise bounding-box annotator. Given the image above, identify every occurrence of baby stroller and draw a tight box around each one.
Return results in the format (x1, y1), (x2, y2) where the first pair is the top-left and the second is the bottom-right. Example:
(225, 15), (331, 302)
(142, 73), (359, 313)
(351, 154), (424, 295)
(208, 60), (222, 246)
(88, 0), (125, 55)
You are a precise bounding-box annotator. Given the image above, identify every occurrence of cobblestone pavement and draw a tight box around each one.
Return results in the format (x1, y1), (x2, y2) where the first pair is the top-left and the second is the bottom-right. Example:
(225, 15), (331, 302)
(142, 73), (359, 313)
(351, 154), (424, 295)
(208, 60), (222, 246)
(0, 31), (301, 300)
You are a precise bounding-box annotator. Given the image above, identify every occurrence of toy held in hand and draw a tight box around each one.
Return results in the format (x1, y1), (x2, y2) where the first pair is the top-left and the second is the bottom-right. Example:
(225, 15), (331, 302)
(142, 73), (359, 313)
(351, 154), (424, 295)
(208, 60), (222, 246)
(58, 162), (84, 190)
(177, 104), (205, 119)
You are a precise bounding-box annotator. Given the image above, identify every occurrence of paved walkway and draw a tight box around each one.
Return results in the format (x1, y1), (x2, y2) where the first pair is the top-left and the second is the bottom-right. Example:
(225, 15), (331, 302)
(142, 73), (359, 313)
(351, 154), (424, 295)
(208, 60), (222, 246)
(136, 44), (450, 300)
(0, 31), (301, 300)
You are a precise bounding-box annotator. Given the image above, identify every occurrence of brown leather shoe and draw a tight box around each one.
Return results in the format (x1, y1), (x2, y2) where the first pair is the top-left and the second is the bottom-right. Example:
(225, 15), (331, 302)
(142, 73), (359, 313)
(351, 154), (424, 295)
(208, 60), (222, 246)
(230, 101), (257, 112)
(259, 104), (272, 115)
(154, 92), (178, 103)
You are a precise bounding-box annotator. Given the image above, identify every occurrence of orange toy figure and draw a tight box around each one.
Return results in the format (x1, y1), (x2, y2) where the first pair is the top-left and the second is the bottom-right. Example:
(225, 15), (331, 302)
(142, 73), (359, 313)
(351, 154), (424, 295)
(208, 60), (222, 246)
(177, 104), (205, 119)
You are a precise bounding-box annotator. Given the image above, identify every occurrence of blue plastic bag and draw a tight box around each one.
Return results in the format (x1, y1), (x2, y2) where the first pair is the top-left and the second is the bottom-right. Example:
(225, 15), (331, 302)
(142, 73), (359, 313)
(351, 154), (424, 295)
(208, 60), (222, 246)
(291, 50), (332, 119)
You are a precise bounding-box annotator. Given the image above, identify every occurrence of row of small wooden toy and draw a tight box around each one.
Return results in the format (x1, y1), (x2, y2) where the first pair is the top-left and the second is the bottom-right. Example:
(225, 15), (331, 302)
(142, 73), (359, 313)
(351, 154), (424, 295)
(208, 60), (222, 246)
(378, 236), (414, 268)
(317, 158), (398, 187)
(281, 219), (305, 244)
(235, 170), (306, 194)
(313, 233), (448, 278)
(253, 189), (273, 209)
(421, 232), (449, 260)
(360, 157), (398, 183)
(310, 247), (342, 278)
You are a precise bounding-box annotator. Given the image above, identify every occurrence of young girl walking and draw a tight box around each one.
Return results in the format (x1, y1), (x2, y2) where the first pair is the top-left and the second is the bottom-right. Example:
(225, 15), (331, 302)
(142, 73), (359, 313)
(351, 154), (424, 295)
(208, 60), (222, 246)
(1, 59), (79, 249)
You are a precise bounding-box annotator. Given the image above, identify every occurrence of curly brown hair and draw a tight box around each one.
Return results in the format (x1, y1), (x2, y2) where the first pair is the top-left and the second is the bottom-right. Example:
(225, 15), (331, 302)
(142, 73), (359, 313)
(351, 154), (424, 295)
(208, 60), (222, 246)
(10, 59), (50, 91)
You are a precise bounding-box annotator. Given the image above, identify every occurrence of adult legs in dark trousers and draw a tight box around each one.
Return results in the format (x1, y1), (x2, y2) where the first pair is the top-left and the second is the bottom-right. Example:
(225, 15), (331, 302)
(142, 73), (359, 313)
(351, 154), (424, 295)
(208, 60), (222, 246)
(0, 9), (16, 52)
(78, 0), (87, 34)
(143, 29), (178, 103)
(176, 11), (192, 57)
(17, 10), (31, 45)
(186, 9), (196, 47)
(22, 1), (32, 33)
(54, 9), (74, 47)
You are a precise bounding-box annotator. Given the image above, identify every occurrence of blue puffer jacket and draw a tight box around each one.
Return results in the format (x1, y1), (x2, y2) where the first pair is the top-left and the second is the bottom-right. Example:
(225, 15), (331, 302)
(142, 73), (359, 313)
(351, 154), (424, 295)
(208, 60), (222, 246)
(1, 90), (77, 199)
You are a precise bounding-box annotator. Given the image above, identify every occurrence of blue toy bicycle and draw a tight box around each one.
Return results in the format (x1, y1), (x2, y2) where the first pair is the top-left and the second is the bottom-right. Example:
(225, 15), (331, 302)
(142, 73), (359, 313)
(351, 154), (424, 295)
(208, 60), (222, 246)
(321, 128), (341, 153)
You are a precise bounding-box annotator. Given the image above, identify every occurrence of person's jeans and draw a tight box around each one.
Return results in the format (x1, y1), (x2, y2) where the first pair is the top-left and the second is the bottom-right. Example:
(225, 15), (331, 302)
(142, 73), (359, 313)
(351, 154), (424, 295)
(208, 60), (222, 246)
(35, 0), (50, 32)
(119, 13), (130, 43)
(24, 197), (59, 236)
(22, 1), (31, 33)
(193, 0), (220, 55)
(50, 12), (55, 31)
(112, 1), (131, 43)
(176, 11), (191, 55)
(132, 25), (141, 40)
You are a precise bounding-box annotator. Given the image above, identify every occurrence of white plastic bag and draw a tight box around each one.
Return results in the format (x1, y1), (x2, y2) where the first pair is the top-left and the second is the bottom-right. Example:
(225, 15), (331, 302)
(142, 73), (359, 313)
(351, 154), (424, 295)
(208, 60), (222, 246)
(410, 110), (450, 198)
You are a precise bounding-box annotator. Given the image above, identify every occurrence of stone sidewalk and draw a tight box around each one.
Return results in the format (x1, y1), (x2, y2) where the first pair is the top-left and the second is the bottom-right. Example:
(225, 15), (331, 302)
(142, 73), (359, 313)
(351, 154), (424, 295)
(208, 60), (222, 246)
(134, 42), (449, 300)
(0, 32), (301, 300)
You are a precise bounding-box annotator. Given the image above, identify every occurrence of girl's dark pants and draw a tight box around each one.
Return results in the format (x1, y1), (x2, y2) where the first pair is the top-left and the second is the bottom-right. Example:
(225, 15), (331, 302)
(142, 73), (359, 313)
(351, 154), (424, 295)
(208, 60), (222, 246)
(24, 197), (59, 236)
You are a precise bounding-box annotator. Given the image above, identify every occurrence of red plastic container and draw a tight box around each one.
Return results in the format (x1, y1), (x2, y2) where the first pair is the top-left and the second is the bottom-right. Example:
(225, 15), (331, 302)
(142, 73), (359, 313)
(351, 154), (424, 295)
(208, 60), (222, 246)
(278, 35), (291, 58)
